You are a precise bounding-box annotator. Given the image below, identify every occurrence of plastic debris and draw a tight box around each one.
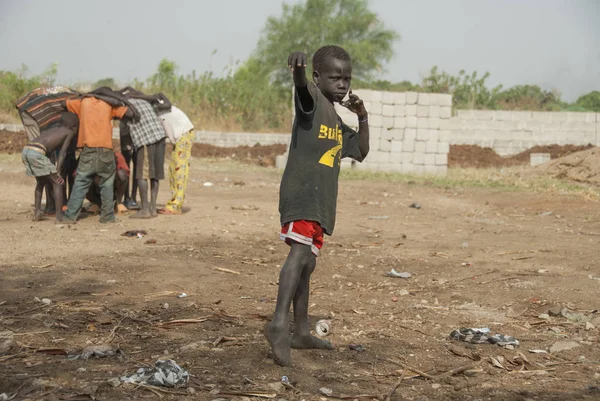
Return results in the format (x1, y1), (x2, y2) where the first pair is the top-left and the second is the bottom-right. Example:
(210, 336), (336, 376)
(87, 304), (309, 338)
(349, 344), (365, 352)
(386, 269), (412, 279)
(368, 215), (389, 220)
(315, 320), (331, 337)
(121, 230), (147, 238)
(121, 359), (189, 388)
(203, 182), (213, 187)
(177, 293), (187, 298)
(320, 387), (333, 396)
(461, 262), (473, 267)
(409, 203), (421, 209)
(41, 298), (52, 305)
(69, 344), (121, 360)
(450, 328), (519, 347)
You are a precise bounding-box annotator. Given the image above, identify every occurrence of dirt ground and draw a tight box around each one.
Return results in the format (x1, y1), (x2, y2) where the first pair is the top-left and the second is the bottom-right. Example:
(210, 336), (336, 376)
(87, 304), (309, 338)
(1, 149), (600, 401)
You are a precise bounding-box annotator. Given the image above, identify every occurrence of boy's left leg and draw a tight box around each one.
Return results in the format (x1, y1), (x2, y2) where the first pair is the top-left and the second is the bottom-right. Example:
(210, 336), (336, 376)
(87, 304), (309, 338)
(290, 253), (334, 350)
(49, 173), (64, 222)
(97, 149), (117, 223)
(150, 178), (159, 217)
(33, 177), (46, 221)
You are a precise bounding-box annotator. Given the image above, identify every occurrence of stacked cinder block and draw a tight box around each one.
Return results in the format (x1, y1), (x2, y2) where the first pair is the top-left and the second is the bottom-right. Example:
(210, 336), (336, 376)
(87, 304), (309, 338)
(336, 90), (451, 175)
(449, 111), (600, 156)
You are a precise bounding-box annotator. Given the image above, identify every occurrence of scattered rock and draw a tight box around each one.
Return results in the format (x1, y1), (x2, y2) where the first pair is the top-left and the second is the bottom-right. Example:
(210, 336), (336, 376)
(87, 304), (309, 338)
(585, 321), (595, 330)
(77, 367), (87, 373)
(538, 313), (550, 320)
(41, 298), (51, 305)
(0, 331), (15, 354)
(163, 303), (169, 309)
(268, 382), (285, 393)
(187, 387), (196, 395)
(432, 383), (441, 389)
(550, 341), (580, 354)
(107, 378), (121, 387)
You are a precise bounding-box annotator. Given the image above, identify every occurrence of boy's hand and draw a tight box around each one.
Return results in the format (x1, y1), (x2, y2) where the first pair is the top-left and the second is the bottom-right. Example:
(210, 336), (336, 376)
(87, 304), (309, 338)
(288, 52), (307, 71)
(341, 90), (368, 119)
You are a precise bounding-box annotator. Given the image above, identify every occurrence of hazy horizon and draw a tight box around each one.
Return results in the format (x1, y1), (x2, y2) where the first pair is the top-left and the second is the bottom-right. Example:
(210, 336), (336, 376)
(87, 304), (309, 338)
(0, 0), (598, 101)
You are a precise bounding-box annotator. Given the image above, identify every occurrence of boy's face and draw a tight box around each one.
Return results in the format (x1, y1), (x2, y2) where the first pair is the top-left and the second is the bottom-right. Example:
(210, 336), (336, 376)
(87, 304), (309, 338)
(314, 58), (352, 103)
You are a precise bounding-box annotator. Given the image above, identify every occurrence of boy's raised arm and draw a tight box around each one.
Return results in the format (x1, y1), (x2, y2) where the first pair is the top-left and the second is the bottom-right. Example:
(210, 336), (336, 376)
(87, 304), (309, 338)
(56, 130), (75, 179)
(288, 52), (313, 113)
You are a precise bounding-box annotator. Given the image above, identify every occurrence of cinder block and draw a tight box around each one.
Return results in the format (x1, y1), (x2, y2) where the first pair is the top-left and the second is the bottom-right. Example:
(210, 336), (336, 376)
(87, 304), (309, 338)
(401, 162), (415, 174)
(406, 116), (417, 128)
(429, 105), (440, 118)
(379, 137), (391, 152)
(370, 150), (390, 163)
(426, 140), (438, 153)
(382, 116), (394, 129)
(417, 129), (430, 141)
(439, 119), (452, 130)
(428, 118), (441, 129)
(417, 118), (429, 129)
(417, 105), (429, 117)
(413, 152), (425, 165)
(393, 92), (406, 105)
(585, 113), (597, 123)
(532, 112), (552, 122)
(435, 153), (448, 166)
(424, 153), (436, 165)
(438, 94), (452, 106)
(370, 102), (383, 115)
(440, 106), (452, 119)
(405, 128), (417, 140)
(381, 127), (393, 141)
(415, 141), (427, 153)
(418, 93), (430, 106)
(413, 165), (425, 175)
(390, 129), (404, 140)
(457, 110), (476, 120)
(353, 89), (372, 102)
(429, 129), (439, 141)
(512, 111), (533, 121)
(437, 141), (450, 154)
(394, 105), (405, 117)
(369, 137), (379, 150)
(382, 91), (395, 105)
(382, 104), (395, 117)
(393, 117), (406, 129)
(379, 163), (403, 173)
(403, 139), (415, 153)
(406, 92), (418, 105)
(340, 159), (354, 169)
(549, 113), (568, 123)
(389, 151), (403, 164)
(370, 114), (383, 128)
(391, 140), (403, 153)
(369, 126), (382, 139)
(475, 110), (495, 120)
(406, 105), (417, 116)
(371, 91), (383, 103)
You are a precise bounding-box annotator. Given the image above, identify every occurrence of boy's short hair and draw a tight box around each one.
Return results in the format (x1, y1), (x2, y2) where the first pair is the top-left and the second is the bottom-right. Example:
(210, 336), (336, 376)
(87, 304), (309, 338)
(312, 45), (351, 73)
(60, 112), (79, 129)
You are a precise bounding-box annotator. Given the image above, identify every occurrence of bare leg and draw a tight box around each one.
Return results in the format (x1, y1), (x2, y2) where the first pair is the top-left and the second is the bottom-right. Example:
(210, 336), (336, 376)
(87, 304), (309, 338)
(49, 174), (64, 222)
(44, 182), (56, 214)
(131, 178), (151, 219)
(291, 254), (333, 350)
(264, 242), (312, 366)
(33, 178), (45, 221)
(150, 178), (159, 217)
(115, 170), (128, 205)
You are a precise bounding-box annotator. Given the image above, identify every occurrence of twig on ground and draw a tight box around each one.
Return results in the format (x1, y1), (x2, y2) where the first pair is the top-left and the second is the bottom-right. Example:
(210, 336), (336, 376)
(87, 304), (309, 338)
(384, 375), (404, 401)
(381, 357), (434, 380)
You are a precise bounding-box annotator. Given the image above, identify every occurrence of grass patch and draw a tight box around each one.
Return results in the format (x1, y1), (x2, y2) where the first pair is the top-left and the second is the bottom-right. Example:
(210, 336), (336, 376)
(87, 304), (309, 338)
(340, 166), (600, 200)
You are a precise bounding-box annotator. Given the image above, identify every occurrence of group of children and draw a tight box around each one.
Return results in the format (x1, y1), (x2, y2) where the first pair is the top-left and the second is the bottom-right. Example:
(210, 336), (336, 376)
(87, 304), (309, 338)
(16, 45), (369, 368)
(17, 86), (195, 222)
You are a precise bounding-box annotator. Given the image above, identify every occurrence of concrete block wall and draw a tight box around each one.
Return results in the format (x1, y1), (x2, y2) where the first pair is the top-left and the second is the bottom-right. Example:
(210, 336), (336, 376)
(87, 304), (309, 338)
(449, 111), (600, 156)
(276, 90), (452, 176)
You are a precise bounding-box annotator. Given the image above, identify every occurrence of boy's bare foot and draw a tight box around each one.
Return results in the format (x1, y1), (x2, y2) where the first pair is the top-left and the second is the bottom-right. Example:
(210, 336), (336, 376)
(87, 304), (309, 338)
(130, 210), (152, 219)
(264, 321), (291, 367)
(291, 334), (334, 350)
(150, 209), (158, 218)
(33, 212), (46, 221)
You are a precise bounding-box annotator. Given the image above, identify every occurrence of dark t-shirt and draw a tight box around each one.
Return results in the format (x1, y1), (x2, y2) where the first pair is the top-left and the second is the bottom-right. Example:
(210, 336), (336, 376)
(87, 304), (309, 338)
(279, 83), (364, 236)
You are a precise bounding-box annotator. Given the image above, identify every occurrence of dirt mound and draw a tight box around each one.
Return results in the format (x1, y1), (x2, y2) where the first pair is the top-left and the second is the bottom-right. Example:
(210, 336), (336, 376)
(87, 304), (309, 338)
(539, 147), (600, 186)
(0, 130), (27, 154)
(449, 144), (594, 168)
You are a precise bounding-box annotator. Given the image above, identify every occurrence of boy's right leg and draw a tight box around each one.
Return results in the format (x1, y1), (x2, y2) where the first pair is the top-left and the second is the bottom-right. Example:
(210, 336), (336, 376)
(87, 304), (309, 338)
(49, 173), (64, 222)
(64, 148), (96, 222)
(33, 177), (45, 221)
(265, 242), (312, 367)
(97, 149), (116, 223)
(131, 179), (151, 218)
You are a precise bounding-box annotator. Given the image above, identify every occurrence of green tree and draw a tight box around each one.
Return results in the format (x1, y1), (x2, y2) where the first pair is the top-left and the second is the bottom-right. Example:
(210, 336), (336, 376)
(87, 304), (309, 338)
(575, 91), (600, 112)
(494, 85), (563, 111)
(252, 0), (399, 86)
(95, 77), (117, 89)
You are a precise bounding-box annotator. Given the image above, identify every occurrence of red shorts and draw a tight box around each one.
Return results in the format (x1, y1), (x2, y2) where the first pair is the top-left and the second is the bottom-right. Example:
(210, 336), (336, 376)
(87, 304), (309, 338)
(280, 220), (324, 256)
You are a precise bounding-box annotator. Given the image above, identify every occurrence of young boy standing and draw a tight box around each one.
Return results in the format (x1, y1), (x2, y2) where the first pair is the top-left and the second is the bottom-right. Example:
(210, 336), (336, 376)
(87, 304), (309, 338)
(265, 46), (370, 367)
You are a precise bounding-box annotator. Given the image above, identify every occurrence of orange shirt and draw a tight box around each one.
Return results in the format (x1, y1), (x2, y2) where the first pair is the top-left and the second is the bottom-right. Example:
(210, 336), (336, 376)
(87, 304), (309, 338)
(66, 97), (128, 149)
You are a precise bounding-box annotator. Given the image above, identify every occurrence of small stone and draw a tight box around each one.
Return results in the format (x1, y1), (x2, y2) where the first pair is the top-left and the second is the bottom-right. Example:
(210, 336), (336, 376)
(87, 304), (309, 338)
(41, 298), (51, 305)
(268, 382), (285, 393)
(163, 303), (169, 309)
(549, 341), (580, 354)
(34, 297), (41, 303)
(392, 297), (398, 302)
(77, 367), (87, 373)
(538, 313), (550, 320)
(0, 331), (15, 354)
(594, 372), (600, 379)
(585, 321), (595, 330)
(399, 289), (410, 296)
(187, 387), (196, 395)
(107, 378), (121, 387)
(432, 383), (441, 389)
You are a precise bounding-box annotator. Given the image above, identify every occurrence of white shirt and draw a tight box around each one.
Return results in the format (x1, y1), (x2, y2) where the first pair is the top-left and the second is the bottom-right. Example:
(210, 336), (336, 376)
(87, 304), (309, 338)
(159, 106), (194, 143)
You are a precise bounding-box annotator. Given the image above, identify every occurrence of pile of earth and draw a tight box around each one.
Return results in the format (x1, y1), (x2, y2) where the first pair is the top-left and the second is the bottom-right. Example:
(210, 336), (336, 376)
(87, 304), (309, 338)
(537, 147), (600, 186)
(449, 144), (594, 168)
(0, 130), (27, 154)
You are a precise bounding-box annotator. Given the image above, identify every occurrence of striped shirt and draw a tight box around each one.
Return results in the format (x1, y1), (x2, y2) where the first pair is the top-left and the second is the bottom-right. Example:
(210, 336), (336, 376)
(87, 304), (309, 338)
(127, 99), (167, 149)
(15, 86), (79, 129)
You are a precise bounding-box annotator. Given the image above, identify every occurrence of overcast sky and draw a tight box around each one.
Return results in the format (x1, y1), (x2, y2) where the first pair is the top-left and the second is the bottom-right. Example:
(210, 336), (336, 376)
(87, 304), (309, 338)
(0, 0), (598, 101)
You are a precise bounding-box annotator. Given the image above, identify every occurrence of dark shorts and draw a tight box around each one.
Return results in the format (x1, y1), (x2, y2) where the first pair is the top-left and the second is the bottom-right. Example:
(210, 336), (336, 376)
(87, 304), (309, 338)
(136, 138), (166, 180)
